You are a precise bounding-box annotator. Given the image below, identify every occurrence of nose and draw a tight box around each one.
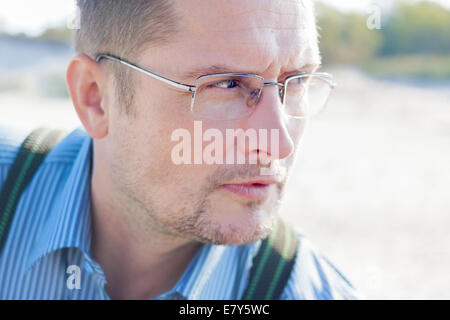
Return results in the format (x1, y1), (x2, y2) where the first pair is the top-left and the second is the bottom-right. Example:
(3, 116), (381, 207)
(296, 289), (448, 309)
(249, 82), (284, 107)
(263, 82), (285, 102)
(240, 84), (295, 162)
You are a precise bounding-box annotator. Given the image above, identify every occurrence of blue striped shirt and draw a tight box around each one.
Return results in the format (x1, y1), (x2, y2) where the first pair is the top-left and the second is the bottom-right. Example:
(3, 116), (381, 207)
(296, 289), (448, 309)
(0, 126), (360, 300)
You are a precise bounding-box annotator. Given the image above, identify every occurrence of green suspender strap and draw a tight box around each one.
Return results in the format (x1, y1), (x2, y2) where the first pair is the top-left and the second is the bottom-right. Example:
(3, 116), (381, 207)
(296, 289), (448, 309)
(0, 128), (67, 253)
(242, 218), (299, 300)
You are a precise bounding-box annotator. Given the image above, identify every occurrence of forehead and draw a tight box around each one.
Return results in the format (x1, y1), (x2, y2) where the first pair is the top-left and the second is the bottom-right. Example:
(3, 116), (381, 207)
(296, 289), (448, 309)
(170, 0), (320, 76)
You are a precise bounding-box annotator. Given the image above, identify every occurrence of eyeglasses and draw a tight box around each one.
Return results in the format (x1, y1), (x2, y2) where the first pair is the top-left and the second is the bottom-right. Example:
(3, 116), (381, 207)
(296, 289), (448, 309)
(96, 53), (336, 121)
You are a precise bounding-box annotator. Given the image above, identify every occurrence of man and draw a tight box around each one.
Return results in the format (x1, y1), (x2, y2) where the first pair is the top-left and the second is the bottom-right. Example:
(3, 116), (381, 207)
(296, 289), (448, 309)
(0, 0), (359, 299)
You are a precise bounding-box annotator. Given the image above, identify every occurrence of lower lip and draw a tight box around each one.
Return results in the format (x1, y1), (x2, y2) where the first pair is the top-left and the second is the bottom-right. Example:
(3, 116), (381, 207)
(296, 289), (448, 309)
(221, 183), (272, 200)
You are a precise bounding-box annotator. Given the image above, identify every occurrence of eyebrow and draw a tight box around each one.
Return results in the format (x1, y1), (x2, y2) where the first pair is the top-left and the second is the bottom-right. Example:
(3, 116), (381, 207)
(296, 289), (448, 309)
(182, 65), (255, 80)
(182, 63), (321, 81)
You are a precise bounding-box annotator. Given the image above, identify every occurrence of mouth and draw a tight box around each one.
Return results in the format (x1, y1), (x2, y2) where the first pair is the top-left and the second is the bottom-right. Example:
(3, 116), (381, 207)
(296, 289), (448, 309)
(220, 178), (278, 201)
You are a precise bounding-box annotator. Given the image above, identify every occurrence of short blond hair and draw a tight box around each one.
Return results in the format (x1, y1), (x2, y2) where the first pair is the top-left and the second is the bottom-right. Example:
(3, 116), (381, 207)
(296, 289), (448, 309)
(74, 0), (179, 114)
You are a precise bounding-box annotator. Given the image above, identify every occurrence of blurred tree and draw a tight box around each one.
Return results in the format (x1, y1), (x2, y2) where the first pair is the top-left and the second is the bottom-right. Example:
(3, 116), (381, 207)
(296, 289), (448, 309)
(381, 1), (450, 55)
(316, 4), (383, 65)
(35, 25), (72, 43)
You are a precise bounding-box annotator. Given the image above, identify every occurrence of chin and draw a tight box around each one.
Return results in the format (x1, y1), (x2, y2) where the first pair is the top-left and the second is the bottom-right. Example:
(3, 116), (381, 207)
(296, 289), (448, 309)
(198, 225), (273, 246)
(167, 182), (283, 245)
(195, 205), (278, 246)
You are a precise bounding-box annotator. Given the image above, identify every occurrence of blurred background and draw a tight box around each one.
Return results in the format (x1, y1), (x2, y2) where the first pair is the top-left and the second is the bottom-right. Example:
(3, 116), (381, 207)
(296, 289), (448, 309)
(0, 0), (449, 299)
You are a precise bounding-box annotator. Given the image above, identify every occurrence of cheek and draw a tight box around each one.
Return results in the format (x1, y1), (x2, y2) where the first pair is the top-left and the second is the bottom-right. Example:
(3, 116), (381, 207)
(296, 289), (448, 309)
(117, 87), (214, 196)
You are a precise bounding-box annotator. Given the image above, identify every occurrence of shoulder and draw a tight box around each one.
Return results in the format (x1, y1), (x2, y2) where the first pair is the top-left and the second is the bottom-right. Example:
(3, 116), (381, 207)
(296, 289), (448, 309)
(0, 125), (92, 271)
(0, 125), (29, 166)
(0, 125), (92, 231)
(0, 125), (92, 206)
(0, 125), (91, 168)
(281, 230), (362, 300)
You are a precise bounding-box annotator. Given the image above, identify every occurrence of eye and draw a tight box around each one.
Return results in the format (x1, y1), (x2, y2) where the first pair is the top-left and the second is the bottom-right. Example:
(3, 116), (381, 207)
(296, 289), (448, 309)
(290, 77), (304, 85)
(286, 75), (311, 89)
(212, 79), (239, 89)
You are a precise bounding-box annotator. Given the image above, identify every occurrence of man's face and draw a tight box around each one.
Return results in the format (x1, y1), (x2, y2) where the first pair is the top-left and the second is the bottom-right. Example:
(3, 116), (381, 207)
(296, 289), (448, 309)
(106, 0), (320, 245)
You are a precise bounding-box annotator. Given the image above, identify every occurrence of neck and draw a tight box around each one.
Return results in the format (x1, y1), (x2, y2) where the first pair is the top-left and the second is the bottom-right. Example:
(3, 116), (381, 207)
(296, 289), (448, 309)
(89, 144), (201, 300)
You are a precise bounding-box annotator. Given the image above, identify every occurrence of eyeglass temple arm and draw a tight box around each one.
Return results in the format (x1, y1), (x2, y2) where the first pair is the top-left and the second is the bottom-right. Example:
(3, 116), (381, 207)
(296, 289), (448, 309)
(96, 54), (195, 93)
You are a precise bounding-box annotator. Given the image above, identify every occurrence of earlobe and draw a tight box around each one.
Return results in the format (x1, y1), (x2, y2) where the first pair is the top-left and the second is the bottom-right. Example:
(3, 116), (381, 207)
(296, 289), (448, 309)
(66, 53), (109, 139)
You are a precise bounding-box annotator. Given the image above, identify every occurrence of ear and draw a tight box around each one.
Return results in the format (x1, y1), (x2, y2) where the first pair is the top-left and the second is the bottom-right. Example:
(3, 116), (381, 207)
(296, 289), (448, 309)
(66, 53), (109, 139)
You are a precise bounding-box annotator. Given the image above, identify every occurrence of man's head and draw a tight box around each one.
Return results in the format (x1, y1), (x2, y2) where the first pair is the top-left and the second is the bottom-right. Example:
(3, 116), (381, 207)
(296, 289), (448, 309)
(67, 0), (321, 246)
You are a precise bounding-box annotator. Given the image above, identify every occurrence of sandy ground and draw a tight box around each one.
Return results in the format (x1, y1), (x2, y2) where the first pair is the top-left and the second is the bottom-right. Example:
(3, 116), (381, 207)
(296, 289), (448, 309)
(283, 68), (450, 299)
(1, 68), (449, 299)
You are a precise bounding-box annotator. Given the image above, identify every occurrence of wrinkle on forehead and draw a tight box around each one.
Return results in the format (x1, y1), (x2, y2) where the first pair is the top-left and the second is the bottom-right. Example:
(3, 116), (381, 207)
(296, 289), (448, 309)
(184, 0), (314, 37)
(172, 0), (319, 76)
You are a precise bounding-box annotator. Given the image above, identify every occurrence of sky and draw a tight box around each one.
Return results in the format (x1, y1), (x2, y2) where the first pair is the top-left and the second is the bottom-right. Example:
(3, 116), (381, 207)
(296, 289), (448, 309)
(0, 0), (76, 36)
(0, 0), (449, 36)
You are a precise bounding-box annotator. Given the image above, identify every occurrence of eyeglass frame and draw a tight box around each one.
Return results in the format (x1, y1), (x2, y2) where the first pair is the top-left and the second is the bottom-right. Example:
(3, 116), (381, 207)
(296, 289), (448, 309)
(95, 53), (337, 119)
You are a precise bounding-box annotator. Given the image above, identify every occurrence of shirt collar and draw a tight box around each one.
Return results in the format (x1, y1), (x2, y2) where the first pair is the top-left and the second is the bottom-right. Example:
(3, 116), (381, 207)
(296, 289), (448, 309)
(156, 244), (227, 300)
(25, 128), (94, 272)
(157, 241), (261, 300)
